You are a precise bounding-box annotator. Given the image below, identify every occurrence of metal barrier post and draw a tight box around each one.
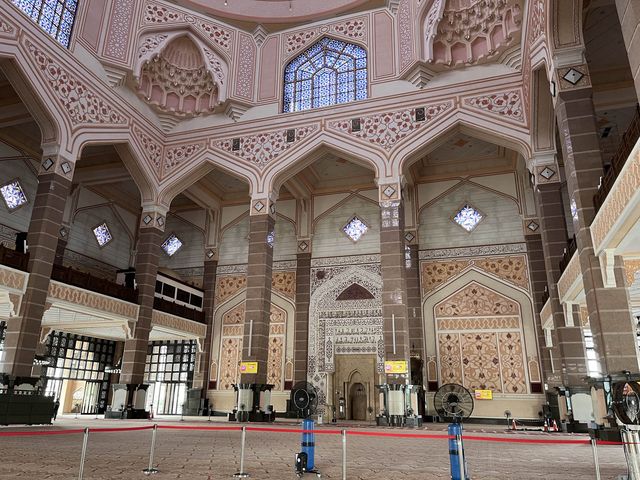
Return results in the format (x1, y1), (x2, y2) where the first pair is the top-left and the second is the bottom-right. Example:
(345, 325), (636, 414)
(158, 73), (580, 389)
(341, 429), (347, 480)
(456, 434), (466, 480)
(233, 426), (249, 478)
(590, 437), (601, 480)
(78, 427), (89, 480)
(143, 424), (159, 475)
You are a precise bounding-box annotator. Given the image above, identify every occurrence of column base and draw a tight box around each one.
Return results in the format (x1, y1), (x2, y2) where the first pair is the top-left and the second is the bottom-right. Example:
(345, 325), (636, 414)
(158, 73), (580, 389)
(105, 383), (149, 420)
(0, 374), (54, 425)
(231, 383), (274, 423)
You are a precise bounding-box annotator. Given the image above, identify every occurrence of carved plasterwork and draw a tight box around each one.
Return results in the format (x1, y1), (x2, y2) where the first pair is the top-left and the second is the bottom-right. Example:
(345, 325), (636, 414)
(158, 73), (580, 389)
(557, 252), (581, 301)
(424, 0), (523, 67)
(311, 255), (380, 268)
(529, 0), (546, 44)
(528, 355), (541, 383)
(218, 303), (287, 390)
(591, 150), (640, 250)
(152, 310), (206, 337)
(556, 65), (591, 91)
(437, 316), (520, 330)
(163, 142), (205, 177)
(215, 275), (247, 303)
(419, 243), (527, 260)
(234, 33), (255, 100)
(398, 0), (414, 69)
(462, 90), (525, 124)
(133, 125), (163, 172)
(283, 16), (368, 59)
(435, 282), (520, 317)
(579, 306), (590, 328)
(272, 271), (296, 300)
(142, 2), (232, 53)
(328, 101), (453, 152)
(0, 265), (27, 292)
(421, 255), (530, 296)
(308, 263), (383, 409)
(48, 281), (138, 320)
(214, 125), (319, 170)
(0, 15), (16, 37)
(136, 36), (225, 118)
(625, 259), (640, 287)
(27, 42), (127, 127)
(104, 0), (135, 61)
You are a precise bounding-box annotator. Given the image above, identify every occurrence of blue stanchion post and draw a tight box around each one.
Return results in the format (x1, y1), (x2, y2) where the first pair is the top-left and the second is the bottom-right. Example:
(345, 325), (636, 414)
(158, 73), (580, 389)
(302, 418), (315, 471)
(448, 422), (468, 480)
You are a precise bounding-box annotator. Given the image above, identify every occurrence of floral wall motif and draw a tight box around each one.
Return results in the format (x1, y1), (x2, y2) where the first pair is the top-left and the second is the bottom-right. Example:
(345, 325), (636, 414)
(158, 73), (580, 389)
(27, 42), (128, 127)
(234, 33), (256, 100)
(283, 16), (368, 59)
(214, 125), (319, 170)
(218, 302), (287, 390)
(435, 282), (519, 317)
(421, 255), (530, 296)
(215, 275), (247, 303)
(142, 2), (232, 53)
(624, 259), (640, 287)
(436, 282), (528, 393)
(462, 90), (525, 124)
(328, 101), (453, 151)
(133, 125), (163, 173)
(398, 0), (414, 70)
(163, 142), (205, 177)
(272, 271), (296, 300)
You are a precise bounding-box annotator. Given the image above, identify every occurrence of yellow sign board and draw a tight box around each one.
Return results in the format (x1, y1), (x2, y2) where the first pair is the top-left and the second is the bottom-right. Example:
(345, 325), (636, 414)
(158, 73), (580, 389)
(474, 389), (493, 400)
(240, 362), (258, 374)
(384, 360), (408, 374)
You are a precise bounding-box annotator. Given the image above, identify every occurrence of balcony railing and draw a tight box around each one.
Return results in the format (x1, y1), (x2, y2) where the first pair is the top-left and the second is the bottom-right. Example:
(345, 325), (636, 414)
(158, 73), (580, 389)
(153, 297), (205, 324)
(594, 104), (640, 213)
(559, 235), (577, 274)
(0, 245), (29, 271)
(51, 264), (138, 304)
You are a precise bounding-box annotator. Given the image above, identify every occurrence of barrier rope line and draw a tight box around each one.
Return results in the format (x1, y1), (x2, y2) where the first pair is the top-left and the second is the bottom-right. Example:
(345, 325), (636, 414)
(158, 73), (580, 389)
(0, 423), (633, 446)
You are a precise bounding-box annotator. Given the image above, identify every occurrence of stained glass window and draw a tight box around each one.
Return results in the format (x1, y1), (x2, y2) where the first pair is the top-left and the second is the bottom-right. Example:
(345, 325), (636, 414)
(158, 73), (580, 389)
(0, 179), (28, 211)
(453, 204), (484, 232)
(342, 215), (368, 242)
(161, 233), (183, 256)
(283, 37), (367, 113)
(92, 222), (112, 247)
(11, 0), (79, 48)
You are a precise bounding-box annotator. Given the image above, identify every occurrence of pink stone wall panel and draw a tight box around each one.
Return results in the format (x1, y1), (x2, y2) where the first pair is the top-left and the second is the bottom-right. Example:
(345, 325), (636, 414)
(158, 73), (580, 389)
(372, 11), (395, 80)
(77, 0), (106, 53)
(398, 0), (414, 70)
(258, 36), (279, 102)
(104, 0), (136, 63)
(234, 33), (256, 100)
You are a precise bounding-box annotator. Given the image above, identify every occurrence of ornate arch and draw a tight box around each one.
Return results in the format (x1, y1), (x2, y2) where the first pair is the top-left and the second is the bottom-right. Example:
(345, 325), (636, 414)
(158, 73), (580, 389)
(308, 263), (383, 406)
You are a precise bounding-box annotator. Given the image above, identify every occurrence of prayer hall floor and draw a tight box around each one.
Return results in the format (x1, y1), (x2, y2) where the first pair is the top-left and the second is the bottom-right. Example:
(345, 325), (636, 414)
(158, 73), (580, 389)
(0, 416), (627, 479)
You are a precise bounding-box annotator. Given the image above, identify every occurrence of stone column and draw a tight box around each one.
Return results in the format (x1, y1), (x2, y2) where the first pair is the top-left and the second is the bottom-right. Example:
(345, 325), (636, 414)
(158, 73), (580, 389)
(120, 205), (167, 385)
(533, 181), (588, 386)
(379, 180), (411, 384)
(523, 228), (552, 384)
(240, 197), (276, 384)
(1, 151), (75, 377)
(555, 66), (640, 376)
(293, 240), (311, 384)
(615, 0), (640, 101)
(200, 248), (218, 397)
(405, 239), (424, 384)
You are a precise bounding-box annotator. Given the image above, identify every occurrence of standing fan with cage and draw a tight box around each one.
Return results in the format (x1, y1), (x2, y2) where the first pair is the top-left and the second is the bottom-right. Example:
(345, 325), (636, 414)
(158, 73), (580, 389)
(290, 382), (322, 478)
(611, 380), (640, 478)
(434, 383), (474, 480)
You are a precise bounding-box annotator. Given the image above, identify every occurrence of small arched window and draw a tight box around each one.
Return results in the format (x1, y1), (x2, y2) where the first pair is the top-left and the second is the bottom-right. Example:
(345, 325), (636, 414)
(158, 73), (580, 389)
(283, 37), (367, 113)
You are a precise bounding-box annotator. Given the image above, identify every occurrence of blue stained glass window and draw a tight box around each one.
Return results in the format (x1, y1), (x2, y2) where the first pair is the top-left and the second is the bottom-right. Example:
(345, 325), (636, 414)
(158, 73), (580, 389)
(92, 222), (113, 247)
(283, 37), (367, 113)
(161, 233), (183, 257)
(11, 0), (79, 48)
(0, 179), (27, 211)
(453, 204), (485, 232)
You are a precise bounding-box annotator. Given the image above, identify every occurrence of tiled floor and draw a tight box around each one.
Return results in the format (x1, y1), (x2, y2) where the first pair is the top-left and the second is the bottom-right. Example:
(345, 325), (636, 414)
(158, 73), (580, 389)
(0, 416), (628, 479)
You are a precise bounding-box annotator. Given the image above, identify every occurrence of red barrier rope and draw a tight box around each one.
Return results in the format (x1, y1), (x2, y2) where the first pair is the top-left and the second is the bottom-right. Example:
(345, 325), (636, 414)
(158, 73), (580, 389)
(0, 423), (629, 446)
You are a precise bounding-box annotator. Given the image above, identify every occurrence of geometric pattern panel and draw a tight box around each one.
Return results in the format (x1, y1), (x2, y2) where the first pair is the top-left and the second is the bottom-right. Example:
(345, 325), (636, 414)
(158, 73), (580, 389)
(438, 333), (463, 385)
(498, 332), (527, 393)
(218, 302), (287, 391)
(460, 333), (502, 392)
(435, 282), (520, 317)
(420, 255), (530, 296)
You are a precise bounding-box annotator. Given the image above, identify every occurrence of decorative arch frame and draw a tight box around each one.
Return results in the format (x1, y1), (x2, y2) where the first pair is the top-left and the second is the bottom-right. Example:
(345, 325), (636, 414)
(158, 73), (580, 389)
(422, 268), (540, 393)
